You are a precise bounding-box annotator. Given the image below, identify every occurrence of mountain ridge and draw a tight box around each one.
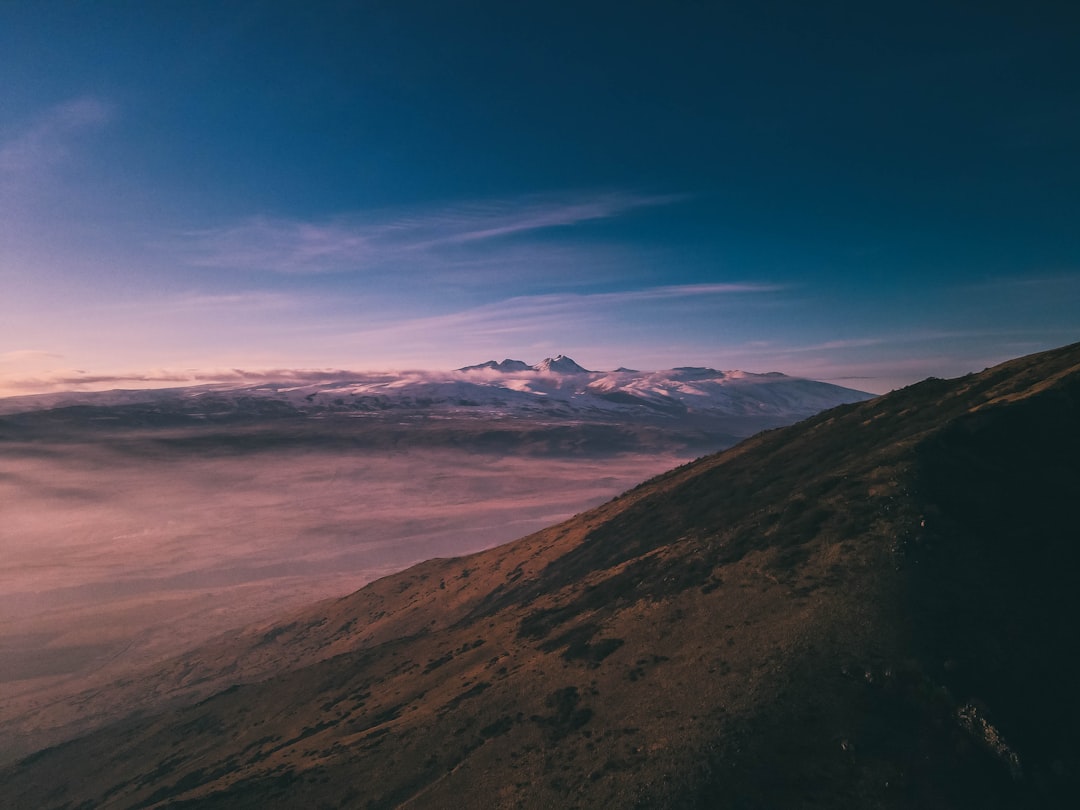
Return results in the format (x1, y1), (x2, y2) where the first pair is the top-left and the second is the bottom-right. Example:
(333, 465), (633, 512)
(0, 359), (873, 459)
(3, 343), (1078, 808)
(0, 357), (871, 422)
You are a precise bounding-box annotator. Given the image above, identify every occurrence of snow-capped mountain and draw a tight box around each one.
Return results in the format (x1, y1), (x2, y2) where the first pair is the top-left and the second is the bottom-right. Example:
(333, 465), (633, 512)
(458, 355), (589, 374)
(457, 359), (533, 373)
(531, 354), (592, 374)
(0, 355), (873, 423)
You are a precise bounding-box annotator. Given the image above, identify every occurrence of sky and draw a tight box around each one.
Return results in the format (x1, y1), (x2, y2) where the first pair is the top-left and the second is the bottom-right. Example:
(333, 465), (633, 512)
(1, 1), (1078, 396)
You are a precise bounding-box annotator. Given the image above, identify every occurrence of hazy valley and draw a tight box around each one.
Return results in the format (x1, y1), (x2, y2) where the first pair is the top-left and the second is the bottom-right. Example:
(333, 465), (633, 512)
(0, 357), (870, 766)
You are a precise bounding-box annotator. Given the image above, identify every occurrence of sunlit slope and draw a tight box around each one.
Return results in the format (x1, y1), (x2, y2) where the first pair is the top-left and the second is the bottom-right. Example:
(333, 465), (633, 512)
(4, 343), (1078, 809)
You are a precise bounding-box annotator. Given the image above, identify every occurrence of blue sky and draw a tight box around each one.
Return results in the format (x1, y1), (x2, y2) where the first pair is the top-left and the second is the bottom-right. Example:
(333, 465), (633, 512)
(1, 1), (1078, 395)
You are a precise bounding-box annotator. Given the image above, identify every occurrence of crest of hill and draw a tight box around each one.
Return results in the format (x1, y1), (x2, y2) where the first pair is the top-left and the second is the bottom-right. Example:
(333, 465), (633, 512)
(5, 342), (1079, 809)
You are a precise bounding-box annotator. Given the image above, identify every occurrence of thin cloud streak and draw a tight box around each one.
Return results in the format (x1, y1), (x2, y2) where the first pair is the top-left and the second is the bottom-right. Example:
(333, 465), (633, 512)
(958, 273), (1080, 292)
(0, 96), (112, 178)
(0, 349), (65, 363)
(725, 328), (1054, 360)
(180, 192), (687, 274)
(1, 367), (375, 395)
(342, 283), (787, 343)
(585, 283), (785, 303)
(719, 328), (1078, 394)
(427, 192), (688, 246)
(139, 291), (302, 314)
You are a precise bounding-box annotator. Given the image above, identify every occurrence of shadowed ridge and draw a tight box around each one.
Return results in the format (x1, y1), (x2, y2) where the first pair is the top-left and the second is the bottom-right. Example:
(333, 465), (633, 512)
(3, 342), (1079, 809)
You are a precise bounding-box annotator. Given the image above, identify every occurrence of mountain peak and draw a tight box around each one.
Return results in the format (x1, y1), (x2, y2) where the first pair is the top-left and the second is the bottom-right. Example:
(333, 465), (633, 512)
(458, 358), (532, 372)
(532, 354), (591, 373)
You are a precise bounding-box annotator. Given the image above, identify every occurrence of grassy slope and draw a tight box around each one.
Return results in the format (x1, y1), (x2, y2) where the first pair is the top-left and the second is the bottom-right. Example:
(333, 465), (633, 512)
(3, 344), (1078, 809)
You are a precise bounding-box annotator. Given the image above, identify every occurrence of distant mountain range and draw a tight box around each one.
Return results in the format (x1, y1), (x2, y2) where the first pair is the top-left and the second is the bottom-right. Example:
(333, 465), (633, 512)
(4, 343), (1078, 808)
(0, 354), (872, 426)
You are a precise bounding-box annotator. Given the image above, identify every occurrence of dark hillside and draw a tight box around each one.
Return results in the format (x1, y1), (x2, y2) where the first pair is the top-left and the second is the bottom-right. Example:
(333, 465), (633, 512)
(2, 343), (1078, 809)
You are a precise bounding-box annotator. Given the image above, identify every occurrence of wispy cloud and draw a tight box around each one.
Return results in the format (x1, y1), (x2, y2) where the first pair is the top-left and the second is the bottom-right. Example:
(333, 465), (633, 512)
(958, 273), (1080, 292)
(8, 370), (201, 390)
(715, 328), (1078, 394)
(729, 329), (1048, 361)
(341, 283), (785, 345)
(581, 282), (785, 303)
(129, 290), (301, 315)
(0, 96), (112, 180)
(1, 367), (364, 393)
(0, 349), (66, 364)
(0, 366), (399, 399)
(179, 191), (687, 275)
(418, 192), (687, 246)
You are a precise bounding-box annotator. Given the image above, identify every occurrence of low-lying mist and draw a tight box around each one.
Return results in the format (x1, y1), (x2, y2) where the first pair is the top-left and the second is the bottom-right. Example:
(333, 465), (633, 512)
(0, 432), (687, 720)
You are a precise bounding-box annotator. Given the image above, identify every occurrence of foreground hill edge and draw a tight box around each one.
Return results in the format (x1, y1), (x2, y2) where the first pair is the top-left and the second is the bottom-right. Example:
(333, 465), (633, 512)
(3, 342), (1079, 809)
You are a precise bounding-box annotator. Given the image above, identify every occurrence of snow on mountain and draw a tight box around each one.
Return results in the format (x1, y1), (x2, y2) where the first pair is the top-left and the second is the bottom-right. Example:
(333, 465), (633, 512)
(531, 354), (592, 374)
(0, 355), (874, 421)
(584, 366), (871, 416)
(461, 355), (592, 374)
(457, 359), (533, 372)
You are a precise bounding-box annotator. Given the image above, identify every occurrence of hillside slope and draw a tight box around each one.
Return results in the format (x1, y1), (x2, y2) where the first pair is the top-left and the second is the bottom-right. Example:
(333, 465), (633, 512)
(3, 344), (1078, 809)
